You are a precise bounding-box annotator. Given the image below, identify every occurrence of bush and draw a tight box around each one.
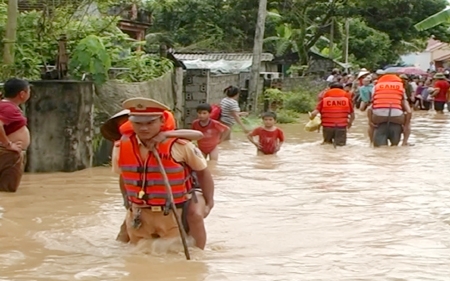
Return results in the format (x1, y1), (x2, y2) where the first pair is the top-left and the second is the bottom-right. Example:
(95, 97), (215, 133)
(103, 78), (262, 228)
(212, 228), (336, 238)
(275, 109), (299, 124)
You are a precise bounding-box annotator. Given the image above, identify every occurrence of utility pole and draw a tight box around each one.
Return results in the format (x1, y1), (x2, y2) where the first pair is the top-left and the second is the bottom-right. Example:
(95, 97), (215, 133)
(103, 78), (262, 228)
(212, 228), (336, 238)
(248, 0), (267, 112)
(344, 18), (350, 72)
(3, 0), (19, 65)
(329, 18), (334, 59)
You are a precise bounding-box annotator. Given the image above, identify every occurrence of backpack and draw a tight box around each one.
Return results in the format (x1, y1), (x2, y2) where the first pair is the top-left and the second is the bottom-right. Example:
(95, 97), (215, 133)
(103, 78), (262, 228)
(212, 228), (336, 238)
(210, 104), (222, 120)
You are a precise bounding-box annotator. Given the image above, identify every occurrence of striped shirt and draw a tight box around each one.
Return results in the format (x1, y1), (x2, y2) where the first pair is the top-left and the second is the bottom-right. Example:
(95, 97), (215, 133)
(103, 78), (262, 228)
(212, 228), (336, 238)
(219, 97), (240, 125)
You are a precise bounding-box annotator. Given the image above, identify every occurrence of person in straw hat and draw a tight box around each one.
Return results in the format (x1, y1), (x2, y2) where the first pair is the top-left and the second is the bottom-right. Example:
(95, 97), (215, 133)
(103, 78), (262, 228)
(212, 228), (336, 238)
(111, 97), (214, 249)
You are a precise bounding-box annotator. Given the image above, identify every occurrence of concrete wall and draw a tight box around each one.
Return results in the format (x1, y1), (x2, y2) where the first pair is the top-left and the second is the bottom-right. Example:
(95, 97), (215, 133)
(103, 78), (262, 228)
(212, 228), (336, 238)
(26, 81), (94, 172)
(208, 74), (239, 104)
(93, 67), (184, 166)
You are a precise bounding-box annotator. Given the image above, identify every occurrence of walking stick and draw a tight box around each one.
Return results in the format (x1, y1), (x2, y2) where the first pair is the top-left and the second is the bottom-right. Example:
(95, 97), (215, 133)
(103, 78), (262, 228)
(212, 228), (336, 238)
(152, 148), (191, 260)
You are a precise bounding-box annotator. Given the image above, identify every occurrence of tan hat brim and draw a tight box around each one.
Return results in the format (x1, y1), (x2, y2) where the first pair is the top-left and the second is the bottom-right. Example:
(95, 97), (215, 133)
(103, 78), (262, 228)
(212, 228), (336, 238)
(129, 115), (161, 123)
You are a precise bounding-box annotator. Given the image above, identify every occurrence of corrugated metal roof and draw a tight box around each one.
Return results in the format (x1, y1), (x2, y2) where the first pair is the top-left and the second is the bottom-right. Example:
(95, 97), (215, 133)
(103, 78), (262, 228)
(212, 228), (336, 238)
(173, 52), (274, 62)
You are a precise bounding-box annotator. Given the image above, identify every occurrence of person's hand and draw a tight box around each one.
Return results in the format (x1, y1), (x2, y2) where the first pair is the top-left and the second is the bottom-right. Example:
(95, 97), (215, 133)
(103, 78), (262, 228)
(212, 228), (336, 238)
(275, 145), (281, 152)
(144, 131), (167, 148)
(204, 202), (214, 218)
(254, 142), (262, 150)
(6, 141), (21, 152)
(243, 127), (251, 134)
(347, 123), (352, 129)
(369, 122), (378, 128)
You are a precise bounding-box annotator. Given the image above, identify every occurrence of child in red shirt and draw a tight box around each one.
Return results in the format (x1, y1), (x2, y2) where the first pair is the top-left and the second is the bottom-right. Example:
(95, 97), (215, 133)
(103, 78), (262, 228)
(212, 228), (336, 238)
(192, 104), (230, 160)
(247, 111), (285, 155)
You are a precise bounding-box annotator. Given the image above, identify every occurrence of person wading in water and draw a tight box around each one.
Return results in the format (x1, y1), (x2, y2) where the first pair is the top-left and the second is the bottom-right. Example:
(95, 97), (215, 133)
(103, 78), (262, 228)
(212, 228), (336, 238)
(111, 97), (214, 249)
(310, 83), (354, 146)
(0, 78), (31, 192)
(104, 109), (205, 243)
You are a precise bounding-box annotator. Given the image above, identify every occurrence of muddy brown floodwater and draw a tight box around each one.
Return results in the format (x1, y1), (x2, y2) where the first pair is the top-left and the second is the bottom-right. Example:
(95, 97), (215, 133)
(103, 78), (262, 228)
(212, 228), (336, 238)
(2, 111), (450, 281)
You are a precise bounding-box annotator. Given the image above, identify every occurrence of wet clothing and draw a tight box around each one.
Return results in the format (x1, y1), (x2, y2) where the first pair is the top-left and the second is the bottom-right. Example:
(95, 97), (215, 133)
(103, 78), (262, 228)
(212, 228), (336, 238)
(322, 127), (347, 146)
(373, 123), (403, 147)
(0, 147), (25, 192)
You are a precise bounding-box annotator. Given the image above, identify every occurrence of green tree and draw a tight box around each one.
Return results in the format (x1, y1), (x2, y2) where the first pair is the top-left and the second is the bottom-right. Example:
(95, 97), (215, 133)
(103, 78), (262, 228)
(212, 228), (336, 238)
(347, 18), (393, 69)
(354, 0), (450, 52)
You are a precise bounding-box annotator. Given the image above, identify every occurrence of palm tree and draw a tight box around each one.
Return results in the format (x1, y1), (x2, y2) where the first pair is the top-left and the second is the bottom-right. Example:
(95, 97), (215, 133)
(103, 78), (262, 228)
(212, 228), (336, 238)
(414, 7), (450, 31)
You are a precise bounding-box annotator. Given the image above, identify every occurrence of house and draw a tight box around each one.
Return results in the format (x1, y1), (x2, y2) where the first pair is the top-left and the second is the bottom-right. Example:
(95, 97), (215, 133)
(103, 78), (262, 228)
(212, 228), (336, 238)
(273, 50), (347, 77)
(170, 52), (277, 73)
(17, 0), (152, 42)
(427, 38), (450, 70)
(400, 38), (441, 71)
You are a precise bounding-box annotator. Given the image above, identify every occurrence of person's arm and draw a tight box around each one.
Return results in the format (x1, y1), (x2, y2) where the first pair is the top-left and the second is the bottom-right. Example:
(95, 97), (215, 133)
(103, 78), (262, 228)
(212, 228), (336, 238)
(164, 129), (204, 140)
(310, 100), (323, 119)
(179, 142), (214, 210)
(111, 144), (121, 174)
(0, 120), (10, 145)
(215, 121), (230, 143)
(401, 99), (412, 125)
(231, 111), (248, 132)
(348, 113), (355, 128)
(276, 129), (284, 151)
(246, 128), (261, 148)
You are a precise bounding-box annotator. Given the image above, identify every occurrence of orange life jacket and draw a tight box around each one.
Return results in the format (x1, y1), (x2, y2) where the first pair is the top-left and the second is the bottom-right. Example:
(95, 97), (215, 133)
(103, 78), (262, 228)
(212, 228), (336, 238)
(372, 75), (403, 110)
(118, 134), (192, 206)
(320, 88), (352, 127)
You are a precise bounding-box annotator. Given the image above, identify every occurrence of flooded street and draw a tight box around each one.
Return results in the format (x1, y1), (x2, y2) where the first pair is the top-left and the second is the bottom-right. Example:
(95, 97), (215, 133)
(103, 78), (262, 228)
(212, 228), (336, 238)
(2, 111), (450, 281)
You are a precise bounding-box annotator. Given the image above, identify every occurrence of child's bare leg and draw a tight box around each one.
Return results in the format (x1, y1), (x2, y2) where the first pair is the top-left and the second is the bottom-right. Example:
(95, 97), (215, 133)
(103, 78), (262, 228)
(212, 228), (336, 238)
(208, 147), (219, 161)
(359, 101), (367, 112)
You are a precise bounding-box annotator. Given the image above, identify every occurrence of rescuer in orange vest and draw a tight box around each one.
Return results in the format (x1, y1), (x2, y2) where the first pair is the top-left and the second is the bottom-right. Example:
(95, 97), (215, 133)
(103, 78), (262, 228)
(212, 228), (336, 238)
(108, 98), (214, 249)
(367, 74), (412, 147)
(310, 83), (355, 146)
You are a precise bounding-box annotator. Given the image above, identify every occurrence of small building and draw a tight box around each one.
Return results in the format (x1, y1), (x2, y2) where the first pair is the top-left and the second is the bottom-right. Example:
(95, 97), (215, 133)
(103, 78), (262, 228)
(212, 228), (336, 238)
(273, 50), (347, 77)
(170, 52), (278, 73)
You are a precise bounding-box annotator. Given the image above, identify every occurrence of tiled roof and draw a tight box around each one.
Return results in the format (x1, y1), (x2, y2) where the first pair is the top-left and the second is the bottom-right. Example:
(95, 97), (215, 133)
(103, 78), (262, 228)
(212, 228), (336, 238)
(172, 52), (274, 62)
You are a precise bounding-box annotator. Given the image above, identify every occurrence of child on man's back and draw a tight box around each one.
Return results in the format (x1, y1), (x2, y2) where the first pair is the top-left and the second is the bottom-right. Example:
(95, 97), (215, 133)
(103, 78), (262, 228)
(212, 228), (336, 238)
(247, 111), (284, 155)
(192, 104), (230, 161)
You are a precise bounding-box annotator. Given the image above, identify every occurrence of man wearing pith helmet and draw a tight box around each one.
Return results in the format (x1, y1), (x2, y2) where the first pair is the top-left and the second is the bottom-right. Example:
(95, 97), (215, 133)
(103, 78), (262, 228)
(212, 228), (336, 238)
(111, 97), (214, 249)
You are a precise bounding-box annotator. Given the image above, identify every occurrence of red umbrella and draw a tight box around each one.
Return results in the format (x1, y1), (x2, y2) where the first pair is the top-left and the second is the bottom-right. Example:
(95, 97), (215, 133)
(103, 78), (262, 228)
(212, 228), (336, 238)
(384, 67), (428, 76)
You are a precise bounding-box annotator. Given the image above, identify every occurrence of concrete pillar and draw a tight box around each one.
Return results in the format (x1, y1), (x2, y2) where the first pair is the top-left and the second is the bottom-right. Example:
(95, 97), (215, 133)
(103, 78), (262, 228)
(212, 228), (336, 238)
(26, 81), (94, 172)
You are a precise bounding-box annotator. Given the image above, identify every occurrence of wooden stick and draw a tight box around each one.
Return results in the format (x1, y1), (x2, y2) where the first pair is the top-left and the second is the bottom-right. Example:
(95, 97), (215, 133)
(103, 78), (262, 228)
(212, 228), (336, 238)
(152, 148), (191, 260)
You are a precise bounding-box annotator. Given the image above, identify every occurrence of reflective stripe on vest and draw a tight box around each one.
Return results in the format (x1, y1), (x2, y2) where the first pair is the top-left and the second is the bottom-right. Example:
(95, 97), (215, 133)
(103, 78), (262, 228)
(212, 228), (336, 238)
(118, 135), (191, 206)
(321, 89), (351, 127)
(372, 81), (403, 110)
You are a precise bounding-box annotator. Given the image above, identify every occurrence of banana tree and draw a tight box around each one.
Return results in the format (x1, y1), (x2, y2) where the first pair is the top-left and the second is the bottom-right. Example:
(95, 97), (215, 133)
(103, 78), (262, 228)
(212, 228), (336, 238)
(414, 7), (450, 31)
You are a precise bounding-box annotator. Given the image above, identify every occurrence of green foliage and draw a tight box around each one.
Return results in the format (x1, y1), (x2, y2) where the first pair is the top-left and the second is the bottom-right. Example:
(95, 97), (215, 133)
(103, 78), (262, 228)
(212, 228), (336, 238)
(0, 3), (172, 82)
(275, 109), (300, 124)
(347, 18), (393, 70)
(115, 52), (173, 82)
(69, 35), (111, 84)
(147, 0), (450, 68)
(283, 90), (317, 113)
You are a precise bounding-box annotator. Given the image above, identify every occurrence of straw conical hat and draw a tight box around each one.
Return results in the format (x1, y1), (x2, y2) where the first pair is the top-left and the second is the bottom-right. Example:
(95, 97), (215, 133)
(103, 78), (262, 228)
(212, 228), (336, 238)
(100, 109), (130, 142)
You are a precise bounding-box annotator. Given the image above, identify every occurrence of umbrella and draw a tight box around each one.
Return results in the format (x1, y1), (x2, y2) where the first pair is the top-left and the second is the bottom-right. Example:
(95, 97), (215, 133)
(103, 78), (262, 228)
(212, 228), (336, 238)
(384, 67), (427, 76)
(100, 109), (130, 142)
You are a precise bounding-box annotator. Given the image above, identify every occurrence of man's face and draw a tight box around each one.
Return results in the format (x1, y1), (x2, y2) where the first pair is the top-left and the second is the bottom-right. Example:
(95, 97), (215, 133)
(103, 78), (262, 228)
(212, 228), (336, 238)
(19, 86), (31, 103)
(131, 117), (163, 140)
